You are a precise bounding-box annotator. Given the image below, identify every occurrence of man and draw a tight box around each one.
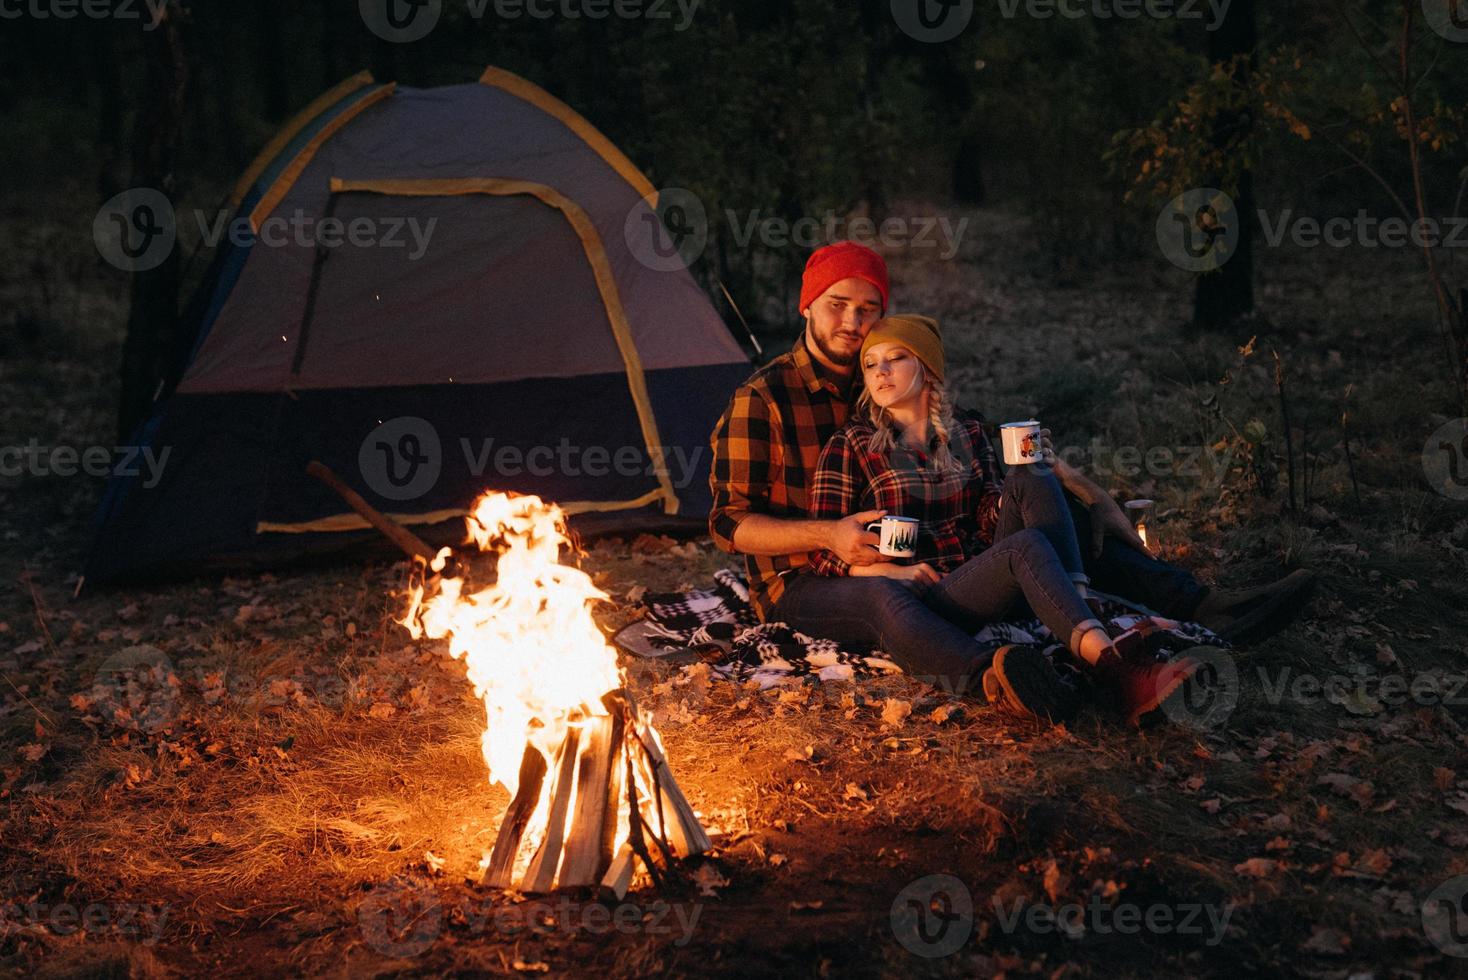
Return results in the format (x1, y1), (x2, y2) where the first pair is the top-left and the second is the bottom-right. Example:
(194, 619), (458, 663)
(708, 241), (1312, 722)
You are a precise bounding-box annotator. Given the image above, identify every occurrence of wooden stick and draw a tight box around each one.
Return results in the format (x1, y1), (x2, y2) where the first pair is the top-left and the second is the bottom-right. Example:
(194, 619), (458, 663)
(556, 716), (616, 888)
(483, 745), (549, 888)
(599, 844), (637, 901)
(631, 726), (711, 858)
(304, 460), (438, 561)
(522, 725), (582, 893)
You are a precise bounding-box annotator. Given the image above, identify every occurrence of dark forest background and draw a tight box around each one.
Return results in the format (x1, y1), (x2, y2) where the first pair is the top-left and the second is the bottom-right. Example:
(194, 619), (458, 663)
(1, 1), (1466, 428)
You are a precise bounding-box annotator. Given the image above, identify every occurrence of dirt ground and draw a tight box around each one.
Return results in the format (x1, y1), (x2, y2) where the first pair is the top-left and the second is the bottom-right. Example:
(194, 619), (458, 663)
(3, 197), (1468, 978)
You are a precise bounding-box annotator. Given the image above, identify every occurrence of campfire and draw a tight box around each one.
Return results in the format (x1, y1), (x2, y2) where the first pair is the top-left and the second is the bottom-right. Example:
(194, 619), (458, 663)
(399, 491), (709, 896)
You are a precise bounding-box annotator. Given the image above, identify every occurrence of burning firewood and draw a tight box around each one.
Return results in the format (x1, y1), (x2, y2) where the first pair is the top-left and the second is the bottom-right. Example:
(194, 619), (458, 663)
(304, 463), (709, 895)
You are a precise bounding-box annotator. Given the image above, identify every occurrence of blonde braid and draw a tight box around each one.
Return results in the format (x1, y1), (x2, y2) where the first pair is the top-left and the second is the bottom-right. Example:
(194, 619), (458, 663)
(924, 382), (966, 475)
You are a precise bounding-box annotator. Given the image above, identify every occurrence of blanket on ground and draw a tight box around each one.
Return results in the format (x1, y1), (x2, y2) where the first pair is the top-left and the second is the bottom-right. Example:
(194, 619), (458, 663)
(612, 569), (1229, 691)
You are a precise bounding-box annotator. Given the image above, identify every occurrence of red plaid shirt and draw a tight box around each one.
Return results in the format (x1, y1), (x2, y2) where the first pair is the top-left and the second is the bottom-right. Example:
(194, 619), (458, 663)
(808, 416), (1003, 576)
(709, 339), (856, 619)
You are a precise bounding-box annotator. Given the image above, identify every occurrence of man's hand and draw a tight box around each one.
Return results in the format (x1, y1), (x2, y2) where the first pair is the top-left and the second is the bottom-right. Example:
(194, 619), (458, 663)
(828, 510), (887, 566)
(1088, 497), (1148, 558)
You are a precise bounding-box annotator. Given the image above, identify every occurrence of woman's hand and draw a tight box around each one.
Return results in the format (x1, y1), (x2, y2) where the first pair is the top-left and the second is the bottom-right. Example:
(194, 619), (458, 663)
(852, 561), (941, 594)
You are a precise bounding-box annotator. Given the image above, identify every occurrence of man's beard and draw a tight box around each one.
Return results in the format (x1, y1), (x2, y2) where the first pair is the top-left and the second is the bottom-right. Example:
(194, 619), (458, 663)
(809, 324), (858, 368)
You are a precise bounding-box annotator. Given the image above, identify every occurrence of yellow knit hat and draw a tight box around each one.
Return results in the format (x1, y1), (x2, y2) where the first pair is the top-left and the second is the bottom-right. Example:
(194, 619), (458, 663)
(860, 314), (945, 382)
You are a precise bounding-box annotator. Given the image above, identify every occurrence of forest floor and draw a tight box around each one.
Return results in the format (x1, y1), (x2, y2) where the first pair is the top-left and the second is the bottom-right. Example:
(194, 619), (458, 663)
(2, 197), (1468, 978)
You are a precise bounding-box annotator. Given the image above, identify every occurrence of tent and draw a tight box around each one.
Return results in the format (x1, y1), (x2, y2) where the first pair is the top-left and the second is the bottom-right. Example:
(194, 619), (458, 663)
(85, 66), (751, 584)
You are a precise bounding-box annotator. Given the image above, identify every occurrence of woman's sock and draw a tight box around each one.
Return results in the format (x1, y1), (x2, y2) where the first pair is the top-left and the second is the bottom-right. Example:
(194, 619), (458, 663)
(1070, 620), (1119, 667)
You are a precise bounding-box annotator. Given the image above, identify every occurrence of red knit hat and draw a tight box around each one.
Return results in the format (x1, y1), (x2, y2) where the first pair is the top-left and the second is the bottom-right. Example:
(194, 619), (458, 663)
(798, 242), (890, 315)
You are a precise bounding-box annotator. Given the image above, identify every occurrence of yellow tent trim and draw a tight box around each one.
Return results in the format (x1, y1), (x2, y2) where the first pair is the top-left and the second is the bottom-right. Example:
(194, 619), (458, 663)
(229, 71), (376, 208)
(478, 66), (657, 204)
(256, 488), (667, 536)
(248, 84), (397, 234)
(328, 176), (679, 515)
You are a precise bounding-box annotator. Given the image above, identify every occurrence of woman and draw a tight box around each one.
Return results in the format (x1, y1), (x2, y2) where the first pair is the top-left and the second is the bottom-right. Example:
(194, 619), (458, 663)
(807, 313), (1206, 725)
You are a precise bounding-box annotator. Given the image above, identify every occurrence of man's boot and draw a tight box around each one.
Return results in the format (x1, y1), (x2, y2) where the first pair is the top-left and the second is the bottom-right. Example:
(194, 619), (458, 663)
(1192, 569), (1317, 644)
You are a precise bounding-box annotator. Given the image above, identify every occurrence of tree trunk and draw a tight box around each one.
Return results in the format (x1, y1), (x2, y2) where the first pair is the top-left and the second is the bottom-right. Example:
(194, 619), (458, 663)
(1192, 0), (1256, 332)
(92, 25), (125, 202)
(116, 2), (188, 441)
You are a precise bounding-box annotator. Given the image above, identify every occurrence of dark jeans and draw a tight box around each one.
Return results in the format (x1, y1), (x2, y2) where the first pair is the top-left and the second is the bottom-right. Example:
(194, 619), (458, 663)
(770, 465), (1207, 692)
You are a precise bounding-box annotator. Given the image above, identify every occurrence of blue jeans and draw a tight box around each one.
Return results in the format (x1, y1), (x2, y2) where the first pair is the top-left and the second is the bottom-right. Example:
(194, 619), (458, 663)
(770, 465), (1206, 690)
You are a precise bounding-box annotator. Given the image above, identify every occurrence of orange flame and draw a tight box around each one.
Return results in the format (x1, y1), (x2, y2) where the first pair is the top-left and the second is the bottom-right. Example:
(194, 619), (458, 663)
(402, 492), (622, 798)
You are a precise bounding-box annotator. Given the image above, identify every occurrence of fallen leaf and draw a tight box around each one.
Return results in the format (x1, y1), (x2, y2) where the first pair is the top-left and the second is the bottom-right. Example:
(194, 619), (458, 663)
(693, 864), (729, 896)
(18, 744), (46, 763)
(1355, 849), (1392, 876)
(844, 783), (869, 802)
(1300, 925), (1347, 955)
(881, 699), (912, 728)
(1234, 858), (1279, 878)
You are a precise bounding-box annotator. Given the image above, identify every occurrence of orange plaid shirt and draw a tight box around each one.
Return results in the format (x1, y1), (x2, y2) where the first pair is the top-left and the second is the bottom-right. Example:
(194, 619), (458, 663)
(709, 338), (855, 619)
